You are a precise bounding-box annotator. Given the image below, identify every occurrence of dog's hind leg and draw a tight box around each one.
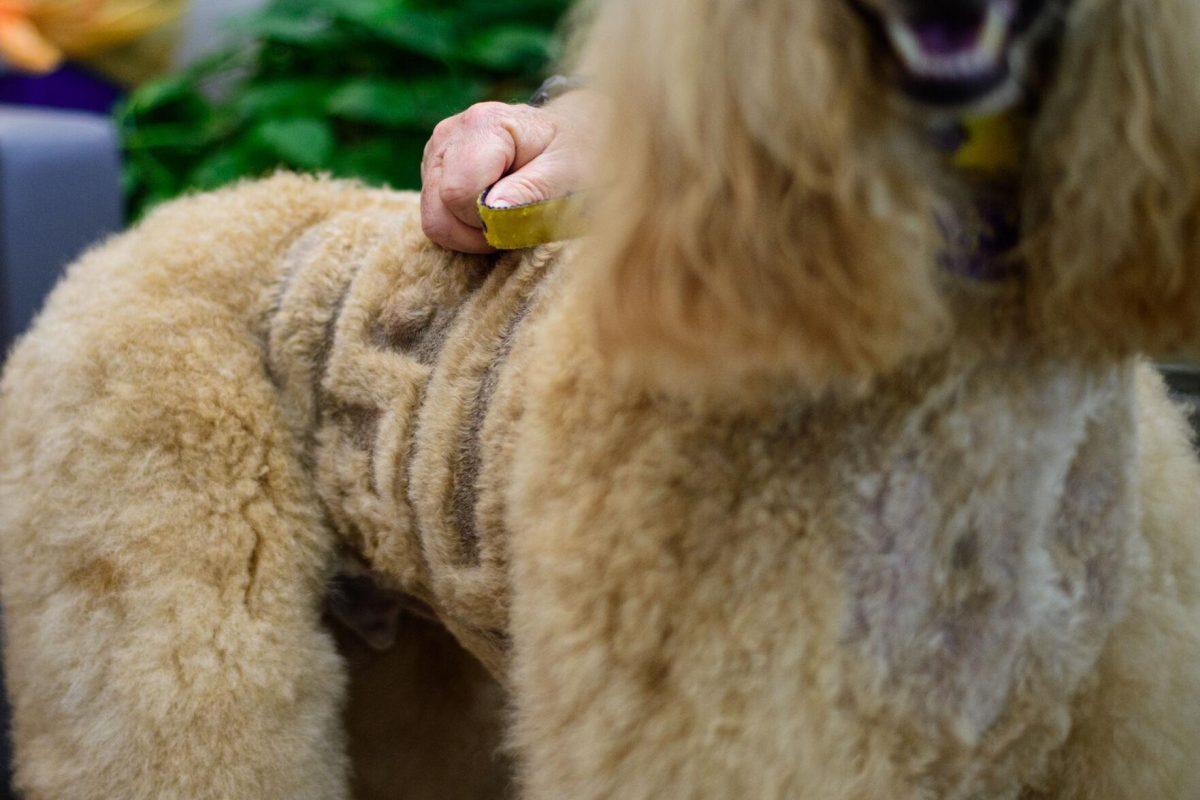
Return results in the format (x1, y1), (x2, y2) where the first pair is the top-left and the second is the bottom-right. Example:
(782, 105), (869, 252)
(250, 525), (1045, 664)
(1025, 366), (1200, 800)
(0, 179), (370, 799)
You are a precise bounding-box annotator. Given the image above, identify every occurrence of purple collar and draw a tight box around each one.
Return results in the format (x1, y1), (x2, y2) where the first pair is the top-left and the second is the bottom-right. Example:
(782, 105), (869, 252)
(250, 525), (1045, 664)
(932, 121), (1025, 284)
(936, 189), (1024, 283)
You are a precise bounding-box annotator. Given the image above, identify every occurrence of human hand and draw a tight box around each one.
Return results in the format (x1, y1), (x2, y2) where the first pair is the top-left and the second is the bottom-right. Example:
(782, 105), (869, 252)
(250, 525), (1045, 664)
(420, 92), (600, 253)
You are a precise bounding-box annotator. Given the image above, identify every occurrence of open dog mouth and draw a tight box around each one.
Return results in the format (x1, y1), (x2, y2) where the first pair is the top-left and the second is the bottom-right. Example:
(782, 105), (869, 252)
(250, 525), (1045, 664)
(860, 0), (1049, 107)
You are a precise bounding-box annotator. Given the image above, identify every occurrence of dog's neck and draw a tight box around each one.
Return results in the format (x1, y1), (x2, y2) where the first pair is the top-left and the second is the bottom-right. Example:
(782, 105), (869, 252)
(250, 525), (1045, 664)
(932, 112), (1026, 283)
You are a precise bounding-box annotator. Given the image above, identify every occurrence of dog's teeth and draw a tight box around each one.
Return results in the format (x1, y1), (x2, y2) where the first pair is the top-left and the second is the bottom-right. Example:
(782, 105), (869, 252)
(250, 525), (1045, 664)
(885, 0), (1015, 83)
(978, 0), (1013, 58)
(885, 18), (927, 69)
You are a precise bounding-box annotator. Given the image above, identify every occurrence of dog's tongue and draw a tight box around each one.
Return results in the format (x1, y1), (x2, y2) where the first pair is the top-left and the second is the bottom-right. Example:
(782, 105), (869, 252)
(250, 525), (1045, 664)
(884, 0), (1019, 95)
(910, 14), (986, 56)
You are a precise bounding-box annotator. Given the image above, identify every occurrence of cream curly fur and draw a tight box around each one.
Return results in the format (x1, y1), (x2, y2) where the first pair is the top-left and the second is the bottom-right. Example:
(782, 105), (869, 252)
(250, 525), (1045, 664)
(2, 0), (1200, 797)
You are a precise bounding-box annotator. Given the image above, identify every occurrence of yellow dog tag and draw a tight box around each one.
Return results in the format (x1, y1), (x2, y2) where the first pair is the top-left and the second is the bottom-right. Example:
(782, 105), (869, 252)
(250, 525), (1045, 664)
(476, 190), (587, 250)
(952, 113), (1026, 175)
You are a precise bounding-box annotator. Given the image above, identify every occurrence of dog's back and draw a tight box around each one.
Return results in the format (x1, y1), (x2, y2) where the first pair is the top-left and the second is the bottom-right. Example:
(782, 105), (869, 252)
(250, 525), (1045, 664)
(260, 197), (567, 678)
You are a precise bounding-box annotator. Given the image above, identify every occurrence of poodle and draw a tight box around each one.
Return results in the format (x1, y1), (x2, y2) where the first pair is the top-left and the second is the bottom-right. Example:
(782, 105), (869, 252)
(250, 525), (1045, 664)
(2, 0), (1200, 797)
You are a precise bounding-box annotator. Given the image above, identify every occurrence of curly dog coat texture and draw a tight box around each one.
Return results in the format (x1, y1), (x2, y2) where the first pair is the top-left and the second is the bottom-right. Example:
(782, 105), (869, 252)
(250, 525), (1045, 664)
(1, 174), (1198, 799)
(4, 0), (1200, 795)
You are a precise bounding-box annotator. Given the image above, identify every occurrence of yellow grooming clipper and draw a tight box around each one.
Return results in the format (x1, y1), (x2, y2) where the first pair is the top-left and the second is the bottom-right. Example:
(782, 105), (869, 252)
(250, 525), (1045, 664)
(476, 190), (587, 251)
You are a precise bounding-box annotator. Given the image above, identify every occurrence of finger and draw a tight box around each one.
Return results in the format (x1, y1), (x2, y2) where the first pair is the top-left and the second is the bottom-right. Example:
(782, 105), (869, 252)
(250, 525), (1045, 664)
(422, 192), (495, 252)
(497, 107), (559, 173)
(439, 120), (518, 229)
(423, 115), (458, 165)
(486, 115), (577, 208)
(426, 212), (495, 253)
(487, 151), (577, 209)
(420, 140), (447, 230)
(421, 159), (495, 253)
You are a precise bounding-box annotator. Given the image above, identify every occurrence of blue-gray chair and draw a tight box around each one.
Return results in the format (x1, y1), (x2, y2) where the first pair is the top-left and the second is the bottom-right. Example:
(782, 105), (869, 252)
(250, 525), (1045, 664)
(0, 106), (123, 354)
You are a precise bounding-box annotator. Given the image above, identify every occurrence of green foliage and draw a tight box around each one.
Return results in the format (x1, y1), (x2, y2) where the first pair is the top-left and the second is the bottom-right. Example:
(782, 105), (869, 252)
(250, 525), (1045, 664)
(117, 0), (572, 217)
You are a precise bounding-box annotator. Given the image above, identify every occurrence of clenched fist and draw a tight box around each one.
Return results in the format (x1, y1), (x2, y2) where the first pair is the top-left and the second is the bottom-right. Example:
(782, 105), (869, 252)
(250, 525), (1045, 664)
(420, 92), (601, 253)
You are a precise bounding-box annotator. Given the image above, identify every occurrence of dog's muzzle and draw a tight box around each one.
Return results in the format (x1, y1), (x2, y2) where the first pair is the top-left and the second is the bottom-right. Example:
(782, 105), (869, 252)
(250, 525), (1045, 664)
(854, 0), (1055, 108)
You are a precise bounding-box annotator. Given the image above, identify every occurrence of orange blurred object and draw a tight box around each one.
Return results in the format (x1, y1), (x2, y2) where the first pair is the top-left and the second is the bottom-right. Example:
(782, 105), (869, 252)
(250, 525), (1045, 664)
(0, 0), (181, 74)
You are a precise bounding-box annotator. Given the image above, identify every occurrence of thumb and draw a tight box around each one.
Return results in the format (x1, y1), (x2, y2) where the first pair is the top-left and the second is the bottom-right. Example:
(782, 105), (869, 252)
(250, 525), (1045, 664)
(486, 153), (578, 209)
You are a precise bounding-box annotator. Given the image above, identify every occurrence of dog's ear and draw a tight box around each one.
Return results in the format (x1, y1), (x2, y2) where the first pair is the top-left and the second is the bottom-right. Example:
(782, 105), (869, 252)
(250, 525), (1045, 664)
(572, 0), (948, 394)
(1024, 0), (1200, 359)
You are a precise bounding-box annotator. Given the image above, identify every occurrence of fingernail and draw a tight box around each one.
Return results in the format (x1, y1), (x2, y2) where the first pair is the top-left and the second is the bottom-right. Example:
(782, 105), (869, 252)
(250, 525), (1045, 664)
(488, 198), (515, 209)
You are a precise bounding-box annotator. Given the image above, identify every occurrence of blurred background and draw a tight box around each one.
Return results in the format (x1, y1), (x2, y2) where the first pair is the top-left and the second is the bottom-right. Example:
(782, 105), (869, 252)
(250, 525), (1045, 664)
(118, 0), (572, 215)
(0, 0), (571, 352)
(0, 1), (569, 794)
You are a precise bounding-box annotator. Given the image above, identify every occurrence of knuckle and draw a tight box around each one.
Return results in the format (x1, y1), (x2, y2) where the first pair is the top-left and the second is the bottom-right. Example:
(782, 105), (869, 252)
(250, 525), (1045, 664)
(461, 101), (510, 128)
(421, 140), (439, 167)
(422, 141), (445, 170)
(432, 117), (457, 140)
(440, 176), (480, 207)
(420, 205), (448, 240)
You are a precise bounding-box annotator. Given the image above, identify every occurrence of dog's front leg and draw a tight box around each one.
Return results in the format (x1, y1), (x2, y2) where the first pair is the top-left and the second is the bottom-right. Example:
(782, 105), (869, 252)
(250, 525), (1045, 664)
(504, 365), (908, 800)
(1024, 368), (1200, 800)
(507, 491), (921, 799)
